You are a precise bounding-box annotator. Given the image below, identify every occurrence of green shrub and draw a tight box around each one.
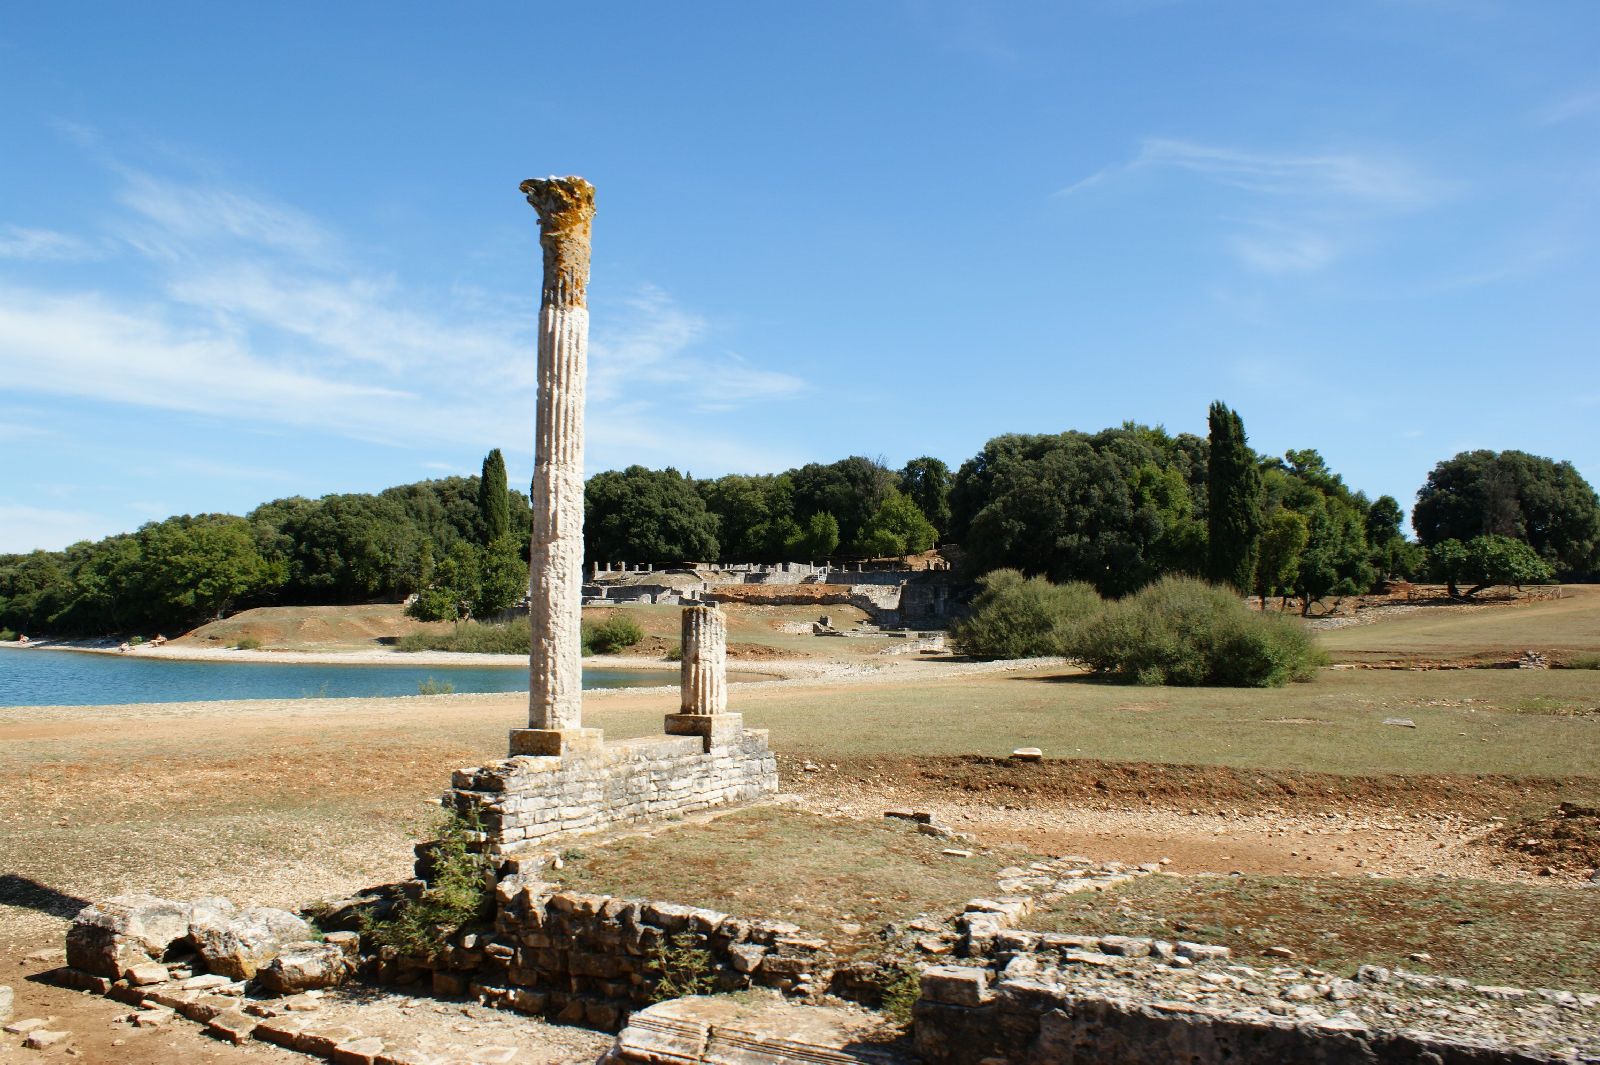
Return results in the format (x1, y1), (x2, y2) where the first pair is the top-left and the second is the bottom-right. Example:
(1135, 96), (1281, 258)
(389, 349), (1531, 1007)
(417, 676), (456, 695)
(880, 965), (920, 1025)
(398, 618), (530, 655)
(663, 642), (682, 662)
(584, 613), (645, 655)
(1067, 575), (1325, 688)
(949, 569), (1102, 658)
(1565, 654), (1600, 670)
(646, 932), (715, 1002)
(235, 635), (263, 650)
(0, 628), (16, 642)
(361, 811), (493, 958)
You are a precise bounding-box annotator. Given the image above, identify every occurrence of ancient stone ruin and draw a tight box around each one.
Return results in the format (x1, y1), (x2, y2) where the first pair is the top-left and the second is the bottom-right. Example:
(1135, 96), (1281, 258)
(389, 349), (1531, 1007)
(447, 177), (777, 853)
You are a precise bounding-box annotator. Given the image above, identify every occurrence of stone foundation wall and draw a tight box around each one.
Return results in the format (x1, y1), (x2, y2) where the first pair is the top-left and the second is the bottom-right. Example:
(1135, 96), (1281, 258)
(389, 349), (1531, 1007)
(445, 728), (778, 855)
(913, 978), (1566, 1065)
(407, 884), (834, 1032)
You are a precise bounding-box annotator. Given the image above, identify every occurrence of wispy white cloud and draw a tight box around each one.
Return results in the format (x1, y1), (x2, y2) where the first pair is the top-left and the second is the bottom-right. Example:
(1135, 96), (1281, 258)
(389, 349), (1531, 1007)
(0, 162), (805, 478)
(1058, 137), (1442, 273)
(0, 225), (102, 262)
(1131, 138), (1436, 206)
(588, 285), (806, 411)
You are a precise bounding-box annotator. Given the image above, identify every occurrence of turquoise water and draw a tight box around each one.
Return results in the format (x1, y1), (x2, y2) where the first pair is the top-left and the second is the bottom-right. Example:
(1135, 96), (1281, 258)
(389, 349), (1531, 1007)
(0, 648), (675, 707)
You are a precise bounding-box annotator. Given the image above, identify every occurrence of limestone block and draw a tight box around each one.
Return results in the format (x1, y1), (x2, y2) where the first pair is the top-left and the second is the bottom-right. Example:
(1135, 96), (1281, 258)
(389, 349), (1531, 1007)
(67, 894), (193, 978)
(922, 966), (993, 1008)
(257, 942), (353, 995)
(205, 1007), (258, 1045)
(509, 727), (605, 757)
(124, 961), (170, 986)
(192, 906), (312, 980)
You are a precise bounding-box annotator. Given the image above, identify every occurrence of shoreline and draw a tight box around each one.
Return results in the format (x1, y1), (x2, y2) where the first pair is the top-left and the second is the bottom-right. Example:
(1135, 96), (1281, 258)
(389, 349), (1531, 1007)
(0, 637), (695, 672)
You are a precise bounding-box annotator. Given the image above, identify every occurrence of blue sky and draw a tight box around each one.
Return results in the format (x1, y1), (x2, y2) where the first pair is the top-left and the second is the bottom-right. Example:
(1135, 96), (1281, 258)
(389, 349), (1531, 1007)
(2, 1), (1597, 552)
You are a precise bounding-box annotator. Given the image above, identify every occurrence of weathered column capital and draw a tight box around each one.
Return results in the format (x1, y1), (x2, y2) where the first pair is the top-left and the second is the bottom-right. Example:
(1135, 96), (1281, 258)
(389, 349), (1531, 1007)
(521, 176), (595, 308)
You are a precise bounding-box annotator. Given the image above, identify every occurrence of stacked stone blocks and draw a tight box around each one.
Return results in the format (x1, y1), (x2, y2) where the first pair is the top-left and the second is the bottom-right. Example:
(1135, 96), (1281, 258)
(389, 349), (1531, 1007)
(448, 729), (777, 853)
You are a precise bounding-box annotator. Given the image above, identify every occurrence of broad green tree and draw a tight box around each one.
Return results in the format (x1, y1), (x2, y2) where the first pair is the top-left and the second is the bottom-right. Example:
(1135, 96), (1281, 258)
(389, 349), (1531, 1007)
(1429, 535), (1555, 598)
(858, 488), (938, 557)
(1254, 509), (1309, 607)
(1413, 450), (1600, 580)
(585, 466), (719, 563)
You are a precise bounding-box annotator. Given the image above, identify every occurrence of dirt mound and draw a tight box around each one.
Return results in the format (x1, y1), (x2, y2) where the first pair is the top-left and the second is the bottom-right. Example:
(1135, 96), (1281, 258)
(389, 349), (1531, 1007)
(178, 604), (433, 650)
(1487, 802), (1600, 875)
(729, 642), (807, 660)
(784, 754), (1598, 819)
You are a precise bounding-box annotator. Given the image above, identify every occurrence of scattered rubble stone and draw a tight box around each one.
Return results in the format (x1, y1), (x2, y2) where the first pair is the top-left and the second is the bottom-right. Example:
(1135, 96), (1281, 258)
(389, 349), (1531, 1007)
(257, 941), (354, 995)
(23, 1028), (70, 1049)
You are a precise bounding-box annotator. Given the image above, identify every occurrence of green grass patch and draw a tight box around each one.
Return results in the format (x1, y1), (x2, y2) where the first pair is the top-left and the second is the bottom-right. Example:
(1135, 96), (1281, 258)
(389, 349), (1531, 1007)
(689, 668), (1600, 779)
(398, 619), (530, 655)
(550, 806), (1032, 951)
(1025, 873), (1600, 992)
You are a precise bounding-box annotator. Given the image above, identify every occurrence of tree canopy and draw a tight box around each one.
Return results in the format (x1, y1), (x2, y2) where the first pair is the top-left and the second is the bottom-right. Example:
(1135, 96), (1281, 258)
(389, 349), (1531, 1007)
(584, 465), (719, 563)
(1413, 450), (1599, 580)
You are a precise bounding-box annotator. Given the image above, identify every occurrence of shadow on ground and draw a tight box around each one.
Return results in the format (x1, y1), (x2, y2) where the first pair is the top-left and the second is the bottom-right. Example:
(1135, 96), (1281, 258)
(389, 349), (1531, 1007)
(0, 873), (90, 919)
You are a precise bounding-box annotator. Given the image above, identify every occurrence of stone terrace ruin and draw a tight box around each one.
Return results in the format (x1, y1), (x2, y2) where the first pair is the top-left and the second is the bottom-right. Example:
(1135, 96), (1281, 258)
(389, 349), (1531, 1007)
(445, 177), (777, 854)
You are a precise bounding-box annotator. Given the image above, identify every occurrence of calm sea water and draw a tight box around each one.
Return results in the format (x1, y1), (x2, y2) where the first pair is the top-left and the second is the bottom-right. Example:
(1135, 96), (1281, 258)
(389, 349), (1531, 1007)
(0, 648), (675, 707)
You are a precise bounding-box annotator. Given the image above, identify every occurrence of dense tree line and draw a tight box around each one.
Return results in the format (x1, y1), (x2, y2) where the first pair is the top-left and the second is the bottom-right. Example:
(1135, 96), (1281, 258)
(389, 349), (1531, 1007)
(0, 459), (531, 637)
(4, 413), (1595, 639)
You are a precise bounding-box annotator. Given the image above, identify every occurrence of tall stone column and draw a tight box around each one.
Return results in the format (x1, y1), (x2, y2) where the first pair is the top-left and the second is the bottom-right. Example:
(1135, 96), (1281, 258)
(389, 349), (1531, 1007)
(511, 176), (602, 758)
(678, 605), (728, 715)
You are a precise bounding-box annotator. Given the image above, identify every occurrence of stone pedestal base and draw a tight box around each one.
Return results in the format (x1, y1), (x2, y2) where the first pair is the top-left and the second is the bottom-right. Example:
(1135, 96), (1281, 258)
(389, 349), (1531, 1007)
(663, 713), (745, 752)
(450, 725), (779, 854)
(508, 727), (606, 757)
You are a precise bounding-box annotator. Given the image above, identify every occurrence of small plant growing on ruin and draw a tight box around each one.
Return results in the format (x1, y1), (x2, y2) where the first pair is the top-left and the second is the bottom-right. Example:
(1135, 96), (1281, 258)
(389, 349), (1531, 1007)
(362, 810), (492, 958)
(879, 965), (920, 1026)
(646, 933), (715, 1002)
(417, 676), (456, 695)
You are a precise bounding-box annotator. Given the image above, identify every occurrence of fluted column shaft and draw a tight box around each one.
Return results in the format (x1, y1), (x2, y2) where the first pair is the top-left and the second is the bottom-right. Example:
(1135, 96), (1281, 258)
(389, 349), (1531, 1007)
(522, 177), (595, 732)
(680, 606), (728, 715)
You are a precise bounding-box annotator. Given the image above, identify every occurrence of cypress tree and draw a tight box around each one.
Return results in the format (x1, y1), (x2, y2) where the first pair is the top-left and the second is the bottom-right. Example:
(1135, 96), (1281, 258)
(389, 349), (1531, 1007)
(1206, 401), (1263, 593)
(477, 448), (510, 546)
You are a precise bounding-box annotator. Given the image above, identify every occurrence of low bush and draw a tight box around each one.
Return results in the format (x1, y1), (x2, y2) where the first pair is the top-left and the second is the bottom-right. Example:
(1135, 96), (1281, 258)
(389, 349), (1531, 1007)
(417, 676), (456, 695)
(949, 569), (1101, 658)
(234, 635), (263, 650)
(584, 613), (644, 655)
(1066, 576), (1325, 688)
(361, 811), (493, 957)
(0, 628), (16, 642)
(398, 619), (530, 655)
(645, 932), (714, 1002)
